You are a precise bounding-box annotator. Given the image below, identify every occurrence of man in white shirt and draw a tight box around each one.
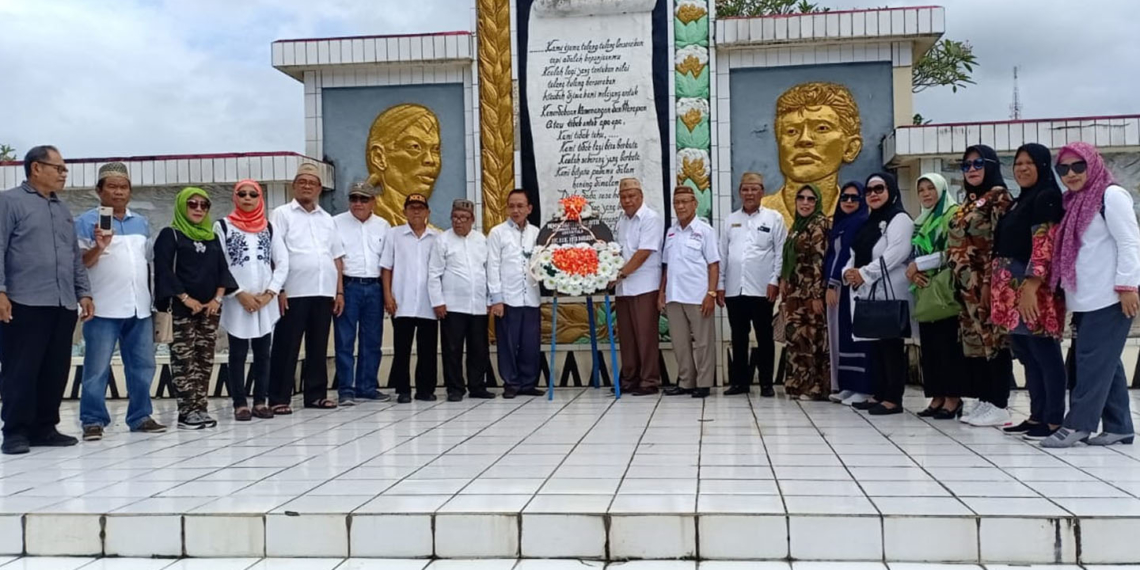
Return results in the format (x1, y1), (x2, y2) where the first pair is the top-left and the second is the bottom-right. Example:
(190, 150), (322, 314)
(75, 163), (166, 441)
(716, 172), (785, 397)
(487, 189), (544, 399)
(381, 193), (441, 403)
(428, 199), (495, 402)
(660, 186), (721, 398)
(614, 178), (664, 396)
(332, 183), (391, 406)
(268, 163), (346, 412)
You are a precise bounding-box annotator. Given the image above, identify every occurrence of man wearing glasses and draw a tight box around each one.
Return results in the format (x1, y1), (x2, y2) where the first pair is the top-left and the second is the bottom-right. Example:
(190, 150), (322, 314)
(332, 182), (391, 406)
(0, 145), (95, 454)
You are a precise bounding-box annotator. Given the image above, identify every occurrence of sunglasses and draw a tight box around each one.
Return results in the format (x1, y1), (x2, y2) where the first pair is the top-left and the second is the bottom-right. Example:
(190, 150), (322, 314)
(795, 195), (817, 202)
(186, 200), (211, 211)
(1056, 161), (1088, 176)
(236, 191), (260, 199)
(839, 194), (861, 203)
(960, 157), (995, 172)
(348, 195), (372, 203)
(867, 184), (888, 195)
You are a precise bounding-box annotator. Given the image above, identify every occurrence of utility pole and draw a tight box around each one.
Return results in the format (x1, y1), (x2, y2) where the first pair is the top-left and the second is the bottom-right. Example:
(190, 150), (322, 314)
(1009, 66), (1022, 120)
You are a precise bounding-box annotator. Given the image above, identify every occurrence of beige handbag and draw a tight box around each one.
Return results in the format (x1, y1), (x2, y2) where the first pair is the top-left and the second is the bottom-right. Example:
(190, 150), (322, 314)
(154, 230), (177, 344)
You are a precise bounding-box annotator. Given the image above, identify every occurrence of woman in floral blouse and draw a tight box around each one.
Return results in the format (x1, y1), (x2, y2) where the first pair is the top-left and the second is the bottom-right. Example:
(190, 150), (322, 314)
(991, 144), (1067, 440)
(781, 185), (832, 400)
(947, 144), (1014, 428)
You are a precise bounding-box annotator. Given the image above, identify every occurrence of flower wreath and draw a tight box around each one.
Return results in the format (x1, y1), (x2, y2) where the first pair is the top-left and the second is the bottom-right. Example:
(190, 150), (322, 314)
(530, 196), (622, 296)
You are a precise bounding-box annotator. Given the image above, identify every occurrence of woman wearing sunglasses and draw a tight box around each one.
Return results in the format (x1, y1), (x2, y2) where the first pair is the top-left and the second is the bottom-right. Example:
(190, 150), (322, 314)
(1041, 142), (1140, 448)
(154, 187), (237, 430)
(780, 185), (832, 400)
(215, 180), (289, 422)
(947, 145), (1014, 428)
(844, 172), (914, 415)
(991, 144), (1067, 440)
(825, 181), (874, 405)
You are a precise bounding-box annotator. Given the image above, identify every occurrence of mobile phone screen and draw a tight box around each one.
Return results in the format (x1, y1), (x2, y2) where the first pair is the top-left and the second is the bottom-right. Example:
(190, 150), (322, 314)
(99, 207), (113, 231)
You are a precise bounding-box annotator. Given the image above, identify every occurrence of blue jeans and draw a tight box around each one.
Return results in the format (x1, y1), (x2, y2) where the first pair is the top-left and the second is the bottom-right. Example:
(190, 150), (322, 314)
(1010, 334), (1067, 426)
(334, 280), (383, 398)
(1066, 303), (1135, 434)
(80, 316), (157, 430)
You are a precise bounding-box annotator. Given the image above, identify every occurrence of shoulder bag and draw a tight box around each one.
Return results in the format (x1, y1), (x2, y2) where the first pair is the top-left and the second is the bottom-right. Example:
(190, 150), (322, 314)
(852, 257), (911, 339)
(153, 230), (176, 344)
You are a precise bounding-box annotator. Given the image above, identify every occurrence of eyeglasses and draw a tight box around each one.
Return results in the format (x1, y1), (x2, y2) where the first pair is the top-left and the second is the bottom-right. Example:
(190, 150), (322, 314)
(186, 200), (211, 211)
(839, 194), (861, 203)
(867, 184), (888, 195)
(236, 191), (260, 199)
(1056, 161), (1088, 176)
(796, 195), (817, 203)
(960, 157), (995, 172)
(348, 195), (372, 203)
(36, 161), (68, 175)
(451, 214), (473, 222)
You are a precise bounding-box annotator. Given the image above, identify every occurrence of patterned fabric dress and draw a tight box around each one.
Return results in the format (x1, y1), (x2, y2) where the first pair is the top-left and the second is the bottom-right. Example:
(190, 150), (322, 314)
(947, 188), (1012, 358)
(784, 216), (831, 399)
(991, 223), (1065, 338)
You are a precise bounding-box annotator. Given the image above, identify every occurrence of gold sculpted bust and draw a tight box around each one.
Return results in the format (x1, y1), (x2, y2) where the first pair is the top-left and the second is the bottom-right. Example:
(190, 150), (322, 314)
(762, 82), (863, 226)
(366, 103), (443, 226)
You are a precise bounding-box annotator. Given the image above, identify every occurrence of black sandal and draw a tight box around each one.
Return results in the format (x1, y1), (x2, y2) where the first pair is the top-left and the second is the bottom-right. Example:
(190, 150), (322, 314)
(234, 407), (252, 422)
(271, 404), (293, 415)
(306, 398), (337, 409)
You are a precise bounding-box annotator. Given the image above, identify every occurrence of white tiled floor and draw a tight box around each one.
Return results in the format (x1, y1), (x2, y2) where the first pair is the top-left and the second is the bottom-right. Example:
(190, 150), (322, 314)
(0, 561), (1130, 569)
(3, 388), (1140, 563)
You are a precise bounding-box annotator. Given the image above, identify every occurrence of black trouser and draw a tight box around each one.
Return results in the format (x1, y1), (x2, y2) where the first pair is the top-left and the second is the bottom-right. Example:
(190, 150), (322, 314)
(269, 296), (333, 407)
(441, 312), (489, 396)
(967, 348), (1013, 409)
(390, 317), (438, 397)
(725, 295), (775, 388)
(0, 303), (77, 437)
(918, 317), (966, 398)
(871, 338), (907, 405)
(228, 332), (271, 408)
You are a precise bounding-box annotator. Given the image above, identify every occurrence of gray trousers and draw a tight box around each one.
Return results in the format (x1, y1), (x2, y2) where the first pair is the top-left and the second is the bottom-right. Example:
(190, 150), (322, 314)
(1065, 303), (1135, 434)
(666, 302), (715, 389)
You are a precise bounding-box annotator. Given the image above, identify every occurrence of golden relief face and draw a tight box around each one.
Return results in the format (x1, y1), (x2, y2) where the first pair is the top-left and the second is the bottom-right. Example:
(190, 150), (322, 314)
(366, 103), (442, 225)
(378, 122), (442, 197)
(776, 105), (857, 184)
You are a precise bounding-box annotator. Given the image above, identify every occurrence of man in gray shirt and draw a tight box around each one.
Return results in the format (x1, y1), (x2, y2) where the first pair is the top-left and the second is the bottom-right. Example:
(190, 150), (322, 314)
(0, 145), (94, 454)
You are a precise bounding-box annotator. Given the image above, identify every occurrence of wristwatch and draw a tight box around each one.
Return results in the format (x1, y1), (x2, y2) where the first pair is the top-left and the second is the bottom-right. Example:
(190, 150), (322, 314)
(707, 291), (717, 298)
(213, 296), (223, 304)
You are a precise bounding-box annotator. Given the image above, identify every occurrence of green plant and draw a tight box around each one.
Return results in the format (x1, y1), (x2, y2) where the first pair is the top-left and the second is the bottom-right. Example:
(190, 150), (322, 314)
(0, 145), (15, 162)
(912, 39), (977, 93)
(715, 0), (827, 17)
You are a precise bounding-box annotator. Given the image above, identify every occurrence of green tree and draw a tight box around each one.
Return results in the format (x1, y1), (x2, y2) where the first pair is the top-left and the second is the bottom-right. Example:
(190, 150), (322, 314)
(716, 0), (828, 17)
(0, 145), (15, 162)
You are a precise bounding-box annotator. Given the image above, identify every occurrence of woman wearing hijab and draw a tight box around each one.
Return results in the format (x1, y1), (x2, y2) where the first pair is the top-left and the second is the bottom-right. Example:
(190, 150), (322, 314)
(844, 172), (913, 415)
(907, 173), (967, 419)
(1042, 142), (1140, 448)
(948, 144), (1015, 428)
(992, 144), (1068, 440)
(215, 180), (289, 421)
(825, 181), (875, 405)
(781, 185), (832, 400)
(154, 187), (237, 430)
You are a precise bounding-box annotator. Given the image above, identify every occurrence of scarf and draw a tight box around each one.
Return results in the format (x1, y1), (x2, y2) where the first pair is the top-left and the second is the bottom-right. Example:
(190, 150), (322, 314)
(782, 185), (825, 280)
(1050, 141), (1117, 291)
(227, 179), (268, 234)
(963, 144), (1007, 201)
(824, 181), (869, 283)
(852, 172), (907, 266)
(912, 172), (958, 256)
(994, 143), (1064, 261)
(172, 187), (215, 242)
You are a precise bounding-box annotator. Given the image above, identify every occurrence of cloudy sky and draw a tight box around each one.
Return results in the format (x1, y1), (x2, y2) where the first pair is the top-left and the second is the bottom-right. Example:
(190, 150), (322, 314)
(2, 0), (1137, 159)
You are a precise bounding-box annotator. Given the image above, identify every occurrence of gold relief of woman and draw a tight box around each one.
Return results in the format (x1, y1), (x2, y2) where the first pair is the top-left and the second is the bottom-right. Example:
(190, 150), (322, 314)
(366, 103), (443, 226)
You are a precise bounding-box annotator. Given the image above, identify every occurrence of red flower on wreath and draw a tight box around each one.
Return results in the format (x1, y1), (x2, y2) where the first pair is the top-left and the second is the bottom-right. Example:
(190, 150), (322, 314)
(560, 195), (588, 221)
(551, 247), (599, 276)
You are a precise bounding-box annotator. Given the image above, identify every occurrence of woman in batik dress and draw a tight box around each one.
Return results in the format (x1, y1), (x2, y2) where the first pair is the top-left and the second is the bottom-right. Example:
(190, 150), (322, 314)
(781, 185), (831, 400)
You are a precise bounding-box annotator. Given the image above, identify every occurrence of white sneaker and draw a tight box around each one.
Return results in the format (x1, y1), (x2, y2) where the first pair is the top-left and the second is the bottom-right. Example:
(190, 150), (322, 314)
(967, 403), (1011, 427)
(841, 392), (871, 406)
(829, 390), (854, 403)
(959, 399), (980, 423)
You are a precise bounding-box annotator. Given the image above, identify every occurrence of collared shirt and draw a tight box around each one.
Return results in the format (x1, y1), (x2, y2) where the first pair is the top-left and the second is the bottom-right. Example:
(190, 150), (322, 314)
(75, 207), (151, 319)
(333, 212), (389, 278)
(216, 221), (290, 339)
(718, 207), (787, 297)
(381, 224), (440, 319)
(0, 183), (90, 309)
(663, 218), (720, 305)
(428, 229), (489, 315)
(615, 203), (664, 297)
(270, 200), (344, 298)
(487, 219), (540, 308)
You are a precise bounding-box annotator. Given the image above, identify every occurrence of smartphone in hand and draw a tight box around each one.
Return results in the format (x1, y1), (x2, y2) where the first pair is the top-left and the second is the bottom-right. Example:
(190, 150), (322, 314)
(98, 206), (113, 231)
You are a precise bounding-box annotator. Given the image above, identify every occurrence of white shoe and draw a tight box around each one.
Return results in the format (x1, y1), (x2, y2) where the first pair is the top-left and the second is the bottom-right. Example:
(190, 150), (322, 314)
(841, 392), (871, 406)
(829, 390), (854, 403)
(967, 403), (1011, 427)
(959, 399), (980, 423)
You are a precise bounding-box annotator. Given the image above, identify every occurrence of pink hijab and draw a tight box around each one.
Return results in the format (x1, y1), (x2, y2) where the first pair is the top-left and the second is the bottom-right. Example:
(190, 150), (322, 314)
(1050, 142), (1117, 291)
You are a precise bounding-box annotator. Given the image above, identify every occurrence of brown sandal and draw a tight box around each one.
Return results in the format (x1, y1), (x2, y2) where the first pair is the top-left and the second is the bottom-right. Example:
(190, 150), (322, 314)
(271, 405), (293, 415)
(252, 405), (274, 419)
(234, 407), (252, 422)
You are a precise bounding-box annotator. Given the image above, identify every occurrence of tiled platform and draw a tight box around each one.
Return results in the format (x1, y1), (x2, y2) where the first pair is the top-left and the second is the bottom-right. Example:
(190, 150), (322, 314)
(3, 388), (1140, 564)
(0, 560), (1134, 570)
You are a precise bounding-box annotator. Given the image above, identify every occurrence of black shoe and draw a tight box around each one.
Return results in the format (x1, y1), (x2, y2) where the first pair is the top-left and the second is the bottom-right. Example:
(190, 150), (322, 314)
(760, 386), (775, 398)
(502, 388), (517, 399)
(1022, 424), (1059, 441)
(691, 388), (710, 398)
(397, 393), (412, 404)
(518, 388), (545, 397)
(414, 393), (438, 402)
(868, 403), (903, 416)
(359, 392), (393, 402)
(724, 385), (750, 396)
(664, 386), (691, 396)
(468, 390), (496, 399)
(29, 429), (78, 447)
(917, 406), (940, 418)
(447, 393), (464, 402)
(1003, 420), (1035, 434)
(1, 434), (29, 455)
(933, 403), (963, 420)
(852, 400), (879, 411)
(629, 387), (659, 396)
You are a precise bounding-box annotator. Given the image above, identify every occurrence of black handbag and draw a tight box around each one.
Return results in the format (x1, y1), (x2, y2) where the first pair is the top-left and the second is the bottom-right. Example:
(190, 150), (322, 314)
(852, 257), (911, 340)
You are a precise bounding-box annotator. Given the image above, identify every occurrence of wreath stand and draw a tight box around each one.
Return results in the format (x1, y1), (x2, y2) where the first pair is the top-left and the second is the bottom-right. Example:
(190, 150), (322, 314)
(546, 294), (622, 400)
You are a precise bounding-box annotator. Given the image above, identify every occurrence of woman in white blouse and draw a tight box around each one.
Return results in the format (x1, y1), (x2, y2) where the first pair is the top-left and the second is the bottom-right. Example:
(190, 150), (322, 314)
(215, 180), (289, 421)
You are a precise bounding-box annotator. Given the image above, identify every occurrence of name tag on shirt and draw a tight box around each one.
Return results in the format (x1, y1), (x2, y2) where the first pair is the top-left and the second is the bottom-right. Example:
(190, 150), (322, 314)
(730, 223), (742, 228)
(758, 225), (771, 233)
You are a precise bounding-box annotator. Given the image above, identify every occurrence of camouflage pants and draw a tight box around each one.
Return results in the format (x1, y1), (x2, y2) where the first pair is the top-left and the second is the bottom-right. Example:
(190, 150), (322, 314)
(171, 313), (219, 416)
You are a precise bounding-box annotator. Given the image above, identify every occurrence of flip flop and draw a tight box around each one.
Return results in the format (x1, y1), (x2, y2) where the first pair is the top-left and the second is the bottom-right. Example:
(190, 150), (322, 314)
(271, 405), (293, 415)
(306, 399), (337, 409)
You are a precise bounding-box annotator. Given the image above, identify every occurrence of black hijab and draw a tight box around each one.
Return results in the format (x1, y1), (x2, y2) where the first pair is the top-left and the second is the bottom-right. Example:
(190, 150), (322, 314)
(994, 143), (1065, 261)
(852, 172), (907, 266)
(962, 144), (1007, 200)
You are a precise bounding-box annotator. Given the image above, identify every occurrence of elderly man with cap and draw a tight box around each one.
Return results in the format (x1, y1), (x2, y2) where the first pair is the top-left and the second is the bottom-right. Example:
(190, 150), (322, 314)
(382, 192), (441, 403)
(716, 172), (786, 397)
(74, 162), (166, 441)
(614, 177), (664, 396)
(428, 199), (495, 402)
(268, 163), (345, 413)
(487, 189), (544, 399)
(332, 182), (392, 406)
(660, 185), (720, 398)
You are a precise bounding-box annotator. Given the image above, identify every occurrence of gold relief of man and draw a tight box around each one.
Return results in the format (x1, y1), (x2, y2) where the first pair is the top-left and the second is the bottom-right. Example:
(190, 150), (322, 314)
(762, 82), (863, 226)
(366, 103), (443, 226)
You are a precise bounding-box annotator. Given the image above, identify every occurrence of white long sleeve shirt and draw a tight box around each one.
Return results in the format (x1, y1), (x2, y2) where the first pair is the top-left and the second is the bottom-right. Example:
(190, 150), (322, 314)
(850, 213), (914, 302)
(718, 207), (786, 297)
(615, 203), (664, 297)
(380, 224), (439, 320)
(333, 212), (389, 278)
(1068, 185), (1140, 312)
(270, 200), (344, 298)
(487, 219), (540, 308)
(428, 229), (490, 315)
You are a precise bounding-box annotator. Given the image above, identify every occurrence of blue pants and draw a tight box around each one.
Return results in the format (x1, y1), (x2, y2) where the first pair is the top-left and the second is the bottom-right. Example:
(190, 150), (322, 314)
(495, 306), (540, 390)
(1010, 334), (1067, 426)
(1066, 303), (1134, 434)
(80, 316), (156, 430)
(333, 280), (383, 399)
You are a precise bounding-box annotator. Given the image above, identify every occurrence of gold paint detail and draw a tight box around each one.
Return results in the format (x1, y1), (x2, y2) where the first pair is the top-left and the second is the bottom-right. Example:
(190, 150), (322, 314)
(680, 107), (703, 132)
(542, 303), (611, 344)
(675, 54), (706, 78)
(477, 0), (515, 233)
(366, 103), (442, 227)
(678, 155), (711, 192)
(675, 3), (707, 25)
